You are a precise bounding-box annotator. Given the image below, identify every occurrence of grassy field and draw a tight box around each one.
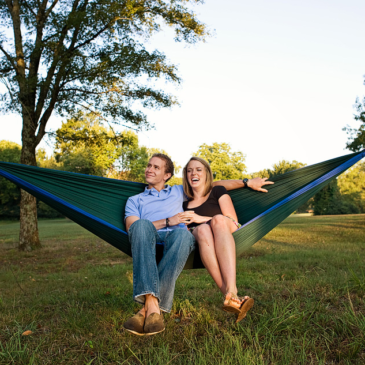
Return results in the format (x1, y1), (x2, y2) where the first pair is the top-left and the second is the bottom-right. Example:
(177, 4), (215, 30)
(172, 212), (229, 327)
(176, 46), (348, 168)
(0, 215), (364, 364)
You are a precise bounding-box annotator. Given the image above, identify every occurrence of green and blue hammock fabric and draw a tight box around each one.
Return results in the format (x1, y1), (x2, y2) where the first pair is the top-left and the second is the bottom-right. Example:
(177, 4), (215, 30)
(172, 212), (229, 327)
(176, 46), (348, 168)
(0, 150), (364, 269)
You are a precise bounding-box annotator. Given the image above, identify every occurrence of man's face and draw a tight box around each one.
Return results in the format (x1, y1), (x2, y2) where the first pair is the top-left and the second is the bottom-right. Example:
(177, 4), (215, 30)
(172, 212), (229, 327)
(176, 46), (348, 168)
(145, 157), (171, 185)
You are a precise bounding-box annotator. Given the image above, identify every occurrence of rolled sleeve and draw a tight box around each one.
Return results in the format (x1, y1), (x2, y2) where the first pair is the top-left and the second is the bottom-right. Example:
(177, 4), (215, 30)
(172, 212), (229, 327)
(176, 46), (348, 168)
(125, 197), (140, 221)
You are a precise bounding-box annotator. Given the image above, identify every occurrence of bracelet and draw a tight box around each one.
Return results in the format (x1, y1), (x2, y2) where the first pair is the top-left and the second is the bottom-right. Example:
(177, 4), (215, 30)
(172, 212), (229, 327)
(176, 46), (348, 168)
(166, 218), (170, 227)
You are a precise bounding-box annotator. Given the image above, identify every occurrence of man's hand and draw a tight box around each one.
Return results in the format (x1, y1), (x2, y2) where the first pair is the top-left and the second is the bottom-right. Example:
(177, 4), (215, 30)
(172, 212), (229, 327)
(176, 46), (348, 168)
(247, 177), (274, 193)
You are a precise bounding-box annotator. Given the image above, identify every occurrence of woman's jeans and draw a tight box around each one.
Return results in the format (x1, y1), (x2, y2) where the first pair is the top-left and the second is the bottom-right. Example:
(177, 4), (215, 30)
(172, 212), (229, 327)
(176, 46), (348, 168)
(128, 219), (195, 312)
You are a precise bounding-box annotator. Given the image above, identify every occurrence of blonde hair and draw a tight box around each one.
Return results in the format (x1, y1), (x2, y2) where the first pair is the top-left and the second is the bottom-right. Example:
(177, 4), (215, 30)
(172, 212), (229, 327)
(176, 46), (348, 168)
(183, 157), (213, 199)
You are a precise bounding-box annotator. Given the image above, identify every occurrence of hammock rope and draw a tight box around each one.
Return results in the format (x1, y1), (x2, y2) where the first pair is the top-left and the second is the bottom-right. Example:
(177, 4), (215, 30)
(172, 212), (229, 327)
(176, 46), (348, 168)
(0, 150), (364, 269)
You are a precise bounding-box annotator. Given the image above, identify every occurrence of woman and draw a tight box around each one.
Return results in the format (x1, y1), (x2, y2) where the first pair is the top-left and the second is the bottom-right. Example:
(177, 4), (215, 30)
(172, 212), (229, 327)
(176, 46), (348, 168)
(180, 157), (254, 323)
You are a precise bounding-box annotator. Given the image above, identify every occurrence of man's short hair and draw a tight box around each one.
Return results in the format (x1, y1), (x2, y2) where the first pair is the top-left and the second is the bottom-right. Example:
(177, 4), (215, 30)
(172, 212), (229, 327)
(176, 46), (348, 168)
(151, 153), (174, 182)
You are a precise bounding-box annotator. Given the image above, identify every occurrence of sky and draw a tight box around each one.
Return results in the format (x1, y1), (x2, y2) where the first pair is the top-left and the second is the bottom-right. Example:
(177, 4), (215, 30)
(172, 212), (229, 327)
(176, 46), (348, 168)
(1, 0), (365, 176)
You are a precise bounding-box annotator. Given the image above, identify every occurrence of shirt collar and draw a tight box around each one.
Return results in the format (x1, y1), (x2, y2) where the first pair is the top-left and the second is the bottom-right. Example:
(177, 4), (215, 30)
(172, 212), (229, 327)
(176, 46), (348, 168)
(143, 184), (171, 196)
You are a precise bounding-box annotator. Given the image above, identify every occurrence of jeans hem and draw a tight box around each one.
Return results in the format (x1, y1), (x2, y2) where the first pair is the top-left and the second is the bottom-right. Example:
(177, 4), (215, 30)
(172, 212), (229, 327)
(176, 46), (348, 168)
(159, 305), (171, 313)
(134, 292), (160, 305)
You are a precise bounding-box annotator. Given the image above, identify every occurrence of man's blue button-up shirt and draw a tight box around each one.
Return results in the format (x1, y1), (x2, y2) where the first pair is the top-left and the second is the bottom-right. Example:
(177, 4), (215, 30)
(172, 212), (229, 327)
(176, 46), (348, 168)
(125, 185), (187, 231)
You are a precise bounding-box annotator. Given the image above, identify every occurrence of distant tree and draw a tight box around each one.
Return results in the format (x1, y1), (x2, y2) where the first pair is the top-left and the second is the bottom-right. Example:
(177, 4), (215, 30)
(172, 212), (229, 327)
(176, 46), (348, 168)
(251, 169), (270, 179)
(343, 96), (365, 152)
(252, 160), (306, 179)
(148, 148), (181, 174)
(118, 146), (182, 184)
(194, 143), (247, 180)
(313, 178), (363, 216)
(271, 160), (306, 177)
(0, 141), (60, 218)
(36, 148), (60, 169)
(55, 113), (126, 176)
(0, 0), (208, 250)
(313, 180), (340, 215)
(337, 162), (365, 213)
(0, 141), (21, 217)
(147, 148), (182, 186)
(117, 144), (149, 183)
(0, 140), (22, 163)
(251, 159), (311, 214)
(55, 119), (181, 183)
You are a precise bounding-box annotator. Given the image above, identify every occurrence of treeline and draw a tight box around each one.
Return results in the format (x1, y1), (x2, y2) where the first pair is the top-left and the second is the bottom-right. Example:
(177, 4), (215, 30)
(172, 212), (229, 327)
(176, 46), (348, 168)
(1, 113), (365, 218)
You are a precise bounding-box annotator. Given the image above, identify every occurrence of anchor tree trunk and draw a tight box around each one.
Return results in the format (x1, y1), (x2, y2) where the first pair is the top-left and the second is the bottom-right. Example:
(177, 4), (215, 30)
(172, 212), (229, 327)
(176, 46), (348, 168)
(0, 0), (208, 252)
(19, 115), (41, 250)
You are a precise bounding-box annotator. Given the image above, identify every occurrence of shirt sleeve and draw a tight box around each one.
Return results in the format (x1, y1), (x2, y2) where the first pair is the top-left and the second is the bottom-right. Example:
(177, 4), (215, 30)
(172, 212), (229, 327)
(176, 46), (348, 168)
(125, 196), (140, 220)
(176, 184), (188, 201)
(213, 185), (228, 200)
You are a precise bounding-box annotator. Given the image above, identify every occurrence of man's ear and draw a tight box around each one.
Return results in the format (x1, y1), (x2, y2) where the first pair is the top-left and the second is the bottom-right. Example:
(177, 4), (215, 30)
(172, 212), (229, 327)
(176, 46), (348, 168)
(164, 173), (172, 182)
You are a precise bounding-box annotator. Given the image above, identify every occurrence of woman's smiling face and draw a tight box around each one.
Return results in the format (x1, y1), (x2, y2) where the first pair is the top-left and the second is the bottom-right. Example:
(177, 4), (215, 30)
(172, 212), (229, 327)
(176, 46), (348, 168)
(186, 160), (206, 189)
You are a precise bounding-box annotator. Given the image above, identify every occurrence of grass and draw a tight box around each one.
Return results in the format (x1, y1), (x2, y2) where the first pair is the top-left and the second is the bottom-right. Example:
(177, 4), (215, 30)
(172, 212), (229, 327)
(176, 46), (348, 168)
(0, 215), (364, 364)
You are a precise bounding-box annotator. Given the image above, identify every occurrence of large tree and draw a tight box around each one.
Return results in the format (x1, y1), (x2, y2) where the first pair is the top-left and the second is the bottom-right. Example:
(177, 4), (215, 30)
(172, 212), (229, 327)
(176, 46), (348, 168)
(0, 0), (207, 250)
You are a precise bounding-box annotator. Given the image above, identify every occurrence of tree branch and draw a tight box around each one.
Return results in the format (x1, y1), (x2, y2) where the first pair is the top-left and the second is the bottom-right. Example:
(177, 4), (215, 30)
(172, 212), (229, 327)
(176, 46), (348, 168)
(8, 0), (27, 94)
(70, 24), (111, 53)
(74, 101), (139, 132)
(0, 77), (15, 102)
(69, 15), (130, 54)
(20, 0), (37, 19)
(0, 45), (17, 72)
(4, 0), (13, 12)
(62, 87), (104, 95)
(45, 0), (60, 17)
(34, 0), (82, 122)
(35, 53), (73, 145)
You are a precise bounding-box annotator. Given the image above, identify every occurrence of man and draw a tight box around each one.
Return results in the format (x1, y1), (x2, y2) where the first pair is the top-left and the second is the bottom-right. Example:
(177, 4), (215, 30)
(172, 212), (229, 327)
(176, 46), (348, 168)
(123, 153), (272, 336)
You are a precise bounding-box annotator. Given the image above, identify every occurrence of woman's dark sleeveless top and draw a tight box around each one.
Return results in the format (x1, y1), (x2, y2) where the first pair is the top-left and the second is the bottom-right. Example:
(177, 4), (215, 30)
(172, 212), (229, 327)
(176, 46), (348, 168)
(183, 186), (228, 229)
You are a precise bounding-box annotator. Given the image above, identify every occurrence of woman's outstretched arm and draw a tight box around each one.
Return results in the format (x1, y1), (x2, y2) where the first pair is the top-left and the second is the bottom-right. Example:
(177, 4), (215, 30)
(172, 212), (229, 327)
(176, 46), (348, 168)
(213, 177), (274, 192)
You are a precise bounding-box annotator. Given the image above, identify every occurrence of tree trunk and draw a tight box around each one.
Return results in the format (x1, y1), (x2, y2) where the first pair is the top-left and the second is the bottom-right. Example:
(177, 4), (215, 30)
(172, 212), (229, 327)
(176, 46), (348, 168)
(19, 115), (41, 251)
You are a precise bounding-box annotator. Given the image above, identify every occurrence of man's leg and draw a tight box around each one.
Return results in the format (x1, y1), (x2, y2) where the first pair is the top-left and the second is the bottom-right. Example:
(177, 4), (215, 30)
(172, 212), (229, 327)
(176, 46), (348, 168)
(158, 229), (195, 312)
(125, 219), (165, 336)
(128, 219), (160, 306)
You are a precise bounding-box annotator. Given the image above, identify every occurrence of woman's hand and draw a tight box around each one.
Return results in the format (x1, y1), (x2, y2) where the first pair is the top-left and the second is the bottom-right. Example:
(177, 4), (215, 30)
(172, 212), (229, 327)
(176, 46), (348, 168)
(178, 211), (211, 225)
(169, 212), (192, 226)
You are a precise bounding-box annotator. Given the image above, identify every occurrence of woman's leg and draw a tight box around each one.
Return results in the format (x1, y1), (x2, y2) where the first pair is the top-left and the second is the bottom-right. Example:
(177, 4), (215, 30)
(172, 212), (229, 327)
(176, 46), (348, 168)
(193, 224), (226, 294)
(209, 215), (239, 296)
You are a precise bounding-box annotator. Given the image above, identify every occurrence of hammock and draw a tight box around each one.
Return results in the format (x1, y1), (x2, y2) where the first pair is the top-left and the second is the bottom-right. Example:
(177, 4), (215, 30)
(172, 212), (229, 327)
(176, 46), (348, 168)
(0, 150), (364, 269)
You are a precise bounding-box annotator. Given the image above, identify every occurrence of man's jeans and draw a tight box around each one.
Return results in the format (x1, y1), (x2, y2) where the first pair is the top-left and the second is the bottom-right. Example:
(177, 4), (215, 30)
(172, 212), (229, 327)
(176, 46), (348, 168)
(128, 219), (195, 312)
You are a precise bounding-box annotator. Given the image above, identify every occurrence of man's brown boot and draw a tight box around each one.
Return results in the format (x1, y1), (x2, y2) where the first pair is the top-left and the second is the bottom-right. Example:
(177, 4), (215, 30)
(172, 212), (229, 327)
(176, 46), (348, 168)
(123, 313), (145, 336)
(144, 313), (165, 335)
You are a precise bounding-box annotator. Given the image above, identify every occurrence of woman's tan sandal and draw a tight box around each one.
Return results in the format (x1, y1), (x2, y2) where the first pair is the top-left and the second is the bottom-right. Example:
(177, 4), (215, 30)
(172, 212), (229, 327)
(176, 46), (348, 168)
(222, 293), (254, 322)
(222, 293), (243, 314)
(235, 297), (254, 323)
